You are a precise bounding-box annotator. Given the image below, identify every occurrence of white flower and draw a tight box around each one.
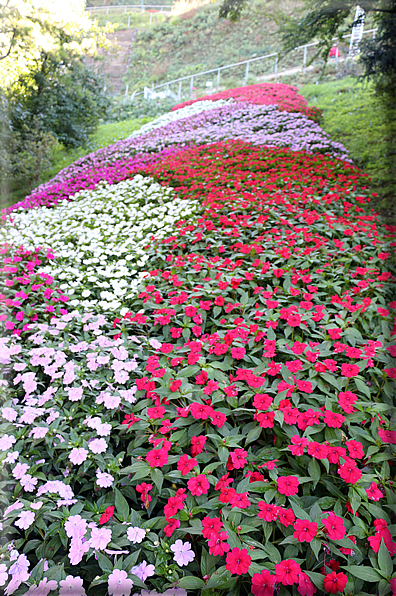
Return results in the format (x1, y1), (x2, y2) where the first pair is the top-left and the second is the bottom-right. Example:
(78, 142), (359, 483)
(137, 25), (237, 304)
(170, 540), (195, 566)
(15, 510), (35, 530)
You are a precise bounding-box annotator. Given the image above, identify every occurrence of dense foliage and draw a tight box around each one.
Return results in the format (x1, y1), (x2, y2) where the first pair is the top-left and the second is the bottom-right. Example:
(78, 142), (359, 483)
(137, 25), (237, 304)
(0, 82), (395, 596)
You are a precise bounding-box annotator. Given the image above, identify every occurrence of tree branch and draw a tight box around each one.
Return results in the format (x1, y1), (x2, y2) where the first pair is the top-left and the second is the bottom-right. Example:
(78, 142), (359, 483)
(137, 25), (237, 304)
(0, 28), (16, 61)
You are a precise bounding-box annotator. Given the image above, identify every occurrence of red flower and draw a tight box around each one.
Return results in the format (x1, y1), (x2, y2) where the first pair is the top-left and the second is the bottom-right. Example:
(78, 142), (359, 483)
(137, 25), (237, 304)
(341, 363), (359, 378)
(366, 481), (383, 501)
(210, 410), (227, 427)
(169, 379), (182, 392)
(226, 547), (251, 575)
(275, 559), (301, 586)
(288, 435), (308, 456)
(208, 531), (230, 556)
(231, 347), (246, 359)
(324, 571), (348, 594)
(202, 516), (223, 539)
(191, 435), (206, 456)
(230, 448), (248, 469)
(146, 447), (168, 468)
(293, 519), (318, 542)
(147, 405), (165, 419)
(277, 475), (299, 496)
(99, 506), (114, 525)
(277, 508), (295, 527)
(337, 391), (357, 413)
(322, 512), (346, 540)
(187, 474), (209, 496)
(177, 454), (197, 476)
(298, 572), (317, 596)
(323, 410), (345, 428)
(229, 492), (251, 509)
(164, 517), (180, 537)
(258, 502), (280, 522)
(253, 393), (273, 410)
(345, 439), (364, 459)
(251, 569), (276, 596)
(338, 457), (362, 484)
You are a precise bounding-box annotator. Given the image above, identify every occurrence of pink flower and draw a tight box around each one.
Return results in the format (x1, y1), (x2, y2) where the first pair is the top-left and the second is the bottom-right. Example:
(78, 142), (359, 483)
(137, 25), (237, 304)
(89, 527), (112, 550)
(322, 513), (346, 540)
(96, 469), (114, 488)
(187, 474), (209, 496)
(251, 569), (276, 596)
(293, 519), (318, 542)
(59, 576), (86, 596)
(68, 536), (90, 565)
(15, 510), (35, 530)
(366, 482), (383, 501)
(108, 569), (133, 596)
(69, 448), (89, 465)
(88, 438), (107, 454)
(170, 539), (195, 566)
(65, 515), (87, 539)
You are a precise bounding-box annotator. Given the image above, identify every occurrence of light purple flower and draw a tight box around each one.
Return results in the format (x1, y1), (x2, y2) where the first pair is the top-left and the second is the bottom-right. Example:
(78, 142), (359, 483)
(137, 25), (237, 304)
(67, 386), (83, 402)
(108, 569), (133, 596)
(96, 469), (114, 488)
(131, 561), (155, 582)
(89, 527), (112, 550)
(1, 407), (18, 422)
(149, 338), (162, 349)
(15, 510), (35, 530)
(170, 540), (195, 566)
(20, 474), (38, 492)
(65, 515), (87, 539)
(127, 526), (146, 544)
(59, 575), (86, 596)
(12, 462), (30, 480)
(25, 577), (58, 595)
(29, 426), (48, 439)
(68, 537), (90, 566)
(0, 563), (8, 587)
(0, 434), (16, 450)
(31, 502), (43, 510)
(88, 438), (107, 454)
(5, 451), (19, 464)
(69, 448), (88, 465)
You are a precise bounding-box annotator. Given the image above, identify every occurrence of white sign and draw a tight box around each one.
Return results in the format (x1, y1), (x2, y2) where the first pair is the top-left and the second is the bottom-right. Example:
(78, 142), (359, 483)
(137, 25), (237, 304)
(349, 5), (365, 54)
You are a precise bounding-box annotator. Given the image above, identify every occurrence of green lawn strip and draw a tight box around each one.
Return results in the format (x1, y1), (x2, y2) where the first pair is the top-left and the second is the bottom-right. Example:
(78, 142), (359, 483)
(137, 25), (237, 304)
(299, 77), (394, 219)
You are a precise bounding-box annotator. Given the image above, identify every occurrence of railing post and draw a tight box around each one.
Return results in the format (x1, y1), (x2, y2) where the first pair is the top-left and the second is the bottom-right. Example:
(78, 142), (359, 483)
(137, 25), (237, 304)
(128, 15), (131, 27)
(124, 6), (127, 13)
(141, 0), (144, 13)
(303, 45), (307, 73)
(217, 69), (220, 91)
(106, 6), (109, 15)
(178, 81), (182, 100)
(274, 55), (278, 81)
(190, 76), (194, 96)
(245, 61), (249, 82)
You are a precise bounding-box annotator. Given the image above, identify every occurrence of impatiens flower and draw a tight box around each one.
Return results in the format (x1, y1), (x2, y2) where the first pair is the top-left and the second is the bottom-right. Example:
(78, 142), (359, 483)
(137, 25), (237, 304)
(289, 435), (308, 456)
(170, 540), (195, 566)
(96, 469), (114, 488)
(366, 482), (383, 501)
(293, 519), (318, 542)
(187, 474), (210, 496)
(65, 515), (87, 539)
(99, 506), (115, 525)
(322, 513), (346, 540)
(230, 448), (248, 469)
(202, 516), (223, 538)
(345, 439), (364, 459)
(208, 531), (230, 556)
(275, 559), (301, 585)
(25, 578), (58, 595)
(298, 572), (317, 596)
(89, 527), (112, 550)
(108, 569), (133, 596)
(69, 448), (88, 465)
(177, 454), (197, 476)
(146, 447), (169, 467)
(337, 391), (358, 413)
(341, 363), (359, 378)
(68, 536), (90, 565)
(323, 410), (345, 428)
(338, 458), (362, 484)
(0, 564), (7, 587)
(59, 576), (86, 596)
(226, 547), (251, 575)
(323, 571), (348, 594)
(277, 476), (299, 496)
(251, 569), (276, 596)
(191, 435), (206, 456)
(88, 438), (107, 454)
(127, 526), (146, 543)
(15, 510), (35, 530)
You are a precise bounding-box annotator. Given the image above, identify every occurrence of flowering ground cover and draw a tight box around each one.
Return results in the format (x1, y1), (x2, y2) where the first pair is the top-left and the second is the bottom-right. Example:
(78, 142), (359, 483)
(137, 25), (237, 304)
(0, 84), (395, 596)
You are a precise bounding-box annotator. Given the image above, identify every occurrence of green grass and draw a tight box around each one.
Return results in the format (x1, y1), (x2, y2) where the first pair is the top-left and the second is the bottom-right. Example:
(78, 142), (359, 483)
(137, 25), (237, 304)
(299, 76), (395, 221)
(3, 117), (152, 210)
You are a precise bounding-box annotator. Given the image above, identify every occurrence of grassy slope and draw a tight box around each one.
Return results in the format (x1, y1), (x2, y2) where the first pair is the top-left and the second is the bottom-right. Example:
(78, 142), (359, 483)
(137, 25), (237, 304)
(124, 0), (303, 93)
(299, 77), (394, 219)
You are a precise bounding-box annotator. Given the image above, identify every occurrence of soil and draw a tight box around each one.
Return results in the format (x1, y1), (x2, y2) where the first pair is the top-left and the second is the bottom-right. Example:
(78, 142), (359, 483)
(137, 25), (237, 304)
(85, 29), (137, 95)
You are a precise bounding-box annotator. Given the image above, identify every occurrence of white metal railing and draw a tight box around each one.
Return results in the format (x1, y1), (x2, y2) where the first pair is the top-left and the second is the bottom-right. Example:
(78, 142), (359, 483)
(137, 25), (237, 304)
(86, 4), (173, 14)
(126, 27), (377, 101)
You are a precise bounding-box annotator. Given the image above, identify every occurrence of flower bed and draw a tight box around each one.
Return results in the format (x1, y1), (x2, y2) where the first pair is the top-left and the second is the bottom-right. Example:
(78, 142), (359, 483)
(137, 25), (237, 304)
(0, 86), (395, 596)
(171, 82), (322, 122)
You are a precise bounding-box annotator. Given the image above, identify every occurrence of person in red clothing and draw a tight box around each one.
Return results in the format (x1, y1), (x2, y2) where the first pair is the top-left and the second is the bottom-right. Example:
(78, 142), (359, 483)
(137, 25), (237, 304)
(329, 45), (340, 58)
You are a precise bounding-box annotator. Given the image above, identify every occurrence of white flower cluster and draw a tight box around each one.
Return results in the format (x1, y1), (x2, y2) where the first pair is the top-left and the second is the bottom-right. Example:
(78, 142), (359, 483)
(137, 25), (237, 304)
(129, 98), (233, 138)
(1, 175), (198, 312)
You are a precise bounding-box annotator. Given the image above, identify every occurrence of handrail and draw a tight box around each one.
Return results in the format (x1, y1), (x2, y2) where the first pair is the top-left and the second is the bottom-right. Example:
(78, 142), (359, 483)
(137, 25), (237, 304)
(128, 27), (377, 100)
(86, 4), (173, 11)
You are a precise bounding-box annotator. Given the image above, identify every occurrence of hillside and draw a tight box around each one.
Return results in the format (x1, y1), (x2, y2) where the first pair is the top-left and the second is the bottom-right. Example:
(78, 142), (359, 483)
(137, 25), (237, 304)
(118, 0), (305, 93)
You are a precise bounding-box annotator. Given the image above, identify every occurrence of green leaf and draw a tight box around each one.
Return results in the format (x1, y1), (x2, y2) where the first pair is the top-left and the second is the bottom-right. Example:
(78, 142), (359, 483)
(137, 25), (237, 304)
(115, 488), (129, 522)
(378, 539), (393, 577)
(308, 458), (321, 486)
(95, 551), (113, 573)
(289, 497), (311, 521)
(305, 571), (325, 590)
(245, 425), (262, 445)
(345, 566), (383, 582)
(150, 468), (164, 494)
(200, 547), (217, 577)
(177, 576), (205, 589)
(205, 566), (233, 589)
